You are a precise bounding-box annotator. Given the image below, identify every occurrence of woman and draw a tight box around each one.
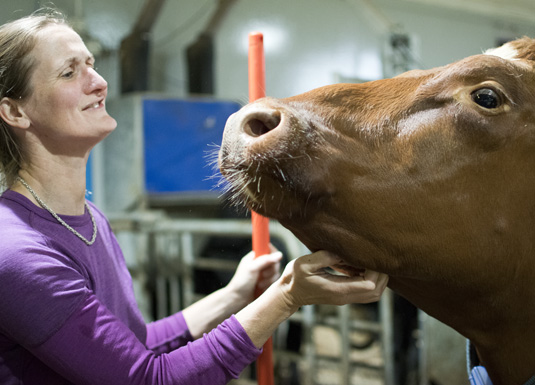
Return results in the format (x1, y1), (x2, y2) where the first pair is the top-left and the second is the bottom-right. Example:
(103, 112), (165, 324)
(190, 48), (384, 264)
(0, 10), (389, 385)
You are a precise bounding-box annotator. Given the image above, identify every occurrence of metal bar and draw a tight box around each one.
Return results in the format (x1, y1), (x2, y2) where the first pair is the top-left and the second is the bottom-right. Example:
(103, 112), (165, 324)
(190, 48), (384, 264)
(380, 289), (395, 385)
(169, 275), (181, 314)
(290, 311), (383, 334)
(302, 305), (316, 385)
(109, 215), (307, 260)
(418, 310), (429, 385)
(339, 304), (351, 384)
(194, 257), (239, 271)
(156, 276), (167, 320)
(180, 232), (195, 307)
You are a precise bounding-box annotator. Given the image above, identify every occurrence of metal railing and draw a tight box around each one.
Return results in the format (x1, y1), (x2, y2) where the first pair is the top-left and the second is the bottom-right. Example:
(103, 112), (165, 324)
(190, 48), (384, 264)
(108, 211), (395, 385)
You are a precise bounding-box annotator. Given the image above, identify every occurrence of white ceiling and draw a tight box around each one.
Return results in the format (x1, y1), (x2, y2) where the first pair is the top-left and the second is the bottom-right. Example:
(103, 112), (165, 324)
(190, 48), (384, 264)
(403, 0), (535, 23)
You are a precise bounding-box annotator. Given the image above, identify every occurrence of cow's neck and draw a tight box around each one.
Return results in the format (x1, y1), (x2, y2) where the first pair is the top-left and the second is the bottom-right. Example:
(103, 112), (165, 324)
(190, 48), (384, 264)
(389, 274), (535, 385)
(282, 216), (535, 384)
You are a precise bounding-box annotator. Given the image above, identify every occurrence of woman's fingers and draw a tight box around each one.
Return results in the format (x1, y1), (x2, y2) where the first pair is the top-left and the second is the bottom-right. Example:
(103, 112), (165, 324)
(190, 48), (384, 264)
(253, 251), (283, 271)
(281, 251), (389, 307)
(293, 250), (345, 276)
(255, 253), (282, 290)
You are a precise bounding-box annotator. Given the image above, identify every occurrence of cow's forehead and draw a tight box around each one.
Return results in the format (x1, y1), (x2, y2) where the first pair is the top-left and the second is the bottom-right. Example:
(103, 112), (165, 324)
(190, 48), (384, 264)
(431, 48), (534, 85)
(400, 47), (532, 84)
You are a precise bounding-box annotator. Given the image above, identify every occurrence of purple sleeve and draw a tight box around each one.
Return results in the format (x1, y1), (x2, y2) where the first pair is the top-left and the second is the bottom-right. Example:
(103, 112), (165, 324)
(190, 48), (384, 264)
(146, 312), (194, 355)
(30, 293), (261, 385)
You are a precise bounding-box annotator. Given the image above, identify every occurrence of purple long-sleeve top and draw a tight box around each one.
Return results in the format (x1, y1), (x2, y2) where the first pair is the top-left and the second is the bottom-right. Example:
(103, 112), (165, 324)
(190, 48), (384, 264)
(0, 190), (261, 384)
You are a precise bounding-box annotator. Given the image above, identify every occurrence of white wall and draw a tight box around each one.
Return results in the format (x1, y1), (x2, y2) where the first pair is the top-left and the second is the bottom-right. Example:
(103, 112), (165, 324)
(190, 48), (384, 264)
(211, 0), (535, 100)
(214, 0), (385, 100)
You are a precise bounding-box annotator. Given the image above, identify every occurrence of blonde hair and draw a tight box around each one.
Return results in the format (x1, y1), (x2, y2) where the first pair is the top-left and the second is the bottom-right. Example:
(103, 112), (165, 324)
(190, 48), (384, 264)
(0, 9), (68, 190)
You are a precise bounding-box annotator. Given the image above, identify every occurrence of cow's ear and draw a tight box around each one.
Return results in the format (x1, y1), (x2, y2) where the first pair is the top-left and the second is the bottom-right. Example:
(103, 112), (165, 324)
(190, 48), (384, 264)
(507, 37), (535, 62)
(485, 37), (535, 62)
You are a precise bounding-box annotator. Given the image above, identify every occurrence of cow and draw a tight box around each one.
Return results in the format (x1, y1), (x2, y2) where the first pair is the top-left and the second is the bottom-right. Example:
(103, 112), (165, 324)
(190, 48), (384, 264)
(218, 37), (535, 384)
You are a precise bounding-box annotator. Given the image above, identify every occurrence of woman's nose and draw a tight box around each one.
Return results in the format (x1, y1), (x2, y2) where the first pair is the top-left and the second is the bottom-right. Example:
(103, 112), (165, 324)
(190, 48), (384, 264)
(85, 66), (108, 93)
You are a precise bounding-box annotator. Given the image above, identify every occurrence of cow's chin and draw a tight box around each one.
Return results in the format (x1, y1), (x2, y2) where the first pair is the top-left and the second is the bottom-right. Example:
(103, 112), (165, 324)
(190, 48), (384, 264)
(223, 169), (328, 221)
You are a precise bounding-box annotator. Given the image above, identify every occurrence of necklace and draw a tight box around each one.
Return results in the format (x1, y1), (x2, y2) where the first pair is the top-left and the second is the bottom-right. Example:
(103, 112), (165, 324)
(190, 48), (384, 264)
(16, 176), (97, 246)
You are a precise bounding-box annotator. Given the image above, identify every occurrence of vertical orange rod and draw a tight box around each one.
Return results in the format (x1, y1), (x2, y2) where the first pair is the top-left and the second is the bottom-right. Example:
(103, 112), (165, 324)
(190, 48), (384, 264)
(248, 32), (274, 385)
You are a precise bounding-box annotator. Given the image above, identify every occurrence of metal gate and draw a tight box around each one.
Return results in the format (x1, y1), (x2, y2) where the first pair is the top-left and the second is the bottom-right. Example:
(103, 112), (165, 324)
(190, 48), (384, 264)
(109, 212), (395, 385)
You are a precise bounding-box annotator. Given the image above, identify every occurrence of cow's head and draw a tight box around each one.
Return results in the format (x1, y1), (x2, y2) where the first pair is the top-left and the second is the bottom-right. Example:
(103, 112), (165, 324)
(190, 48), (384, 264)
(221, 37), (535, 275)
(219, 37), (535, 383)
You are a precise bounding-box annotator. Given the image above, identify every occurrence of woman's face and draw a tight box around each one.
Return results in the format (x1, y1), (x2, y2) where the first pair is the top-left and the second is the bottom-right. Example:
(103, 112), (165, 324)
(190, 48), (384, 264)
(20, 24), (117, 155)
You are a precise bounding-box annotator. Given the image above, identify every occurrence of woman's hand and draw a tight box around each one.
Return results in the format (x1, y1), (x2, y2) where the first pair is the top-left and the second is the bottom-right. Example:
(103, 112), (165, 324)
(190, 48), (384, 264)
(182, 246), (281, 339)
(278, 250), (389, 311)
(236, 249), (389, 348)
(226, 245), (282, 305)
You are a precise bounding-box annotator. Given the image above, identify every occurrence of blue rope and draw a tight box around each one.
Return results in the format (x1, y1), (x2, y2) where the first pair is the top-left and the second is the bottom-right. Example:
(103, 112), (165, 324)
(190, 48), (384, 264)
(466, 340), (535, 385)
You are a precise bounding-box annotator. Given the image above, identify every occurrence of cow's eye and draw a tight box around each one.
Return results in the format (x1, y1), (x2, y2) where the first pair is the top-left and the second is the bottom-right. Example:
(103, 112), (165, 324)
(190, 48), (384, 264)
(471, 88), (501, 109)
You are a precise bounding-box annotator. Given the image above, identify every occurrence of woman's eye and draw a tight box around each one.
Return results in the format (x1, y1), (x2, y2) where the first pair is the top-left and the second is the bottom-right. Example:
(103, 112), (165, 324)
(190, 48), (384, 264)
(471, 88), (501, 109)
(61, 71), (74, 78)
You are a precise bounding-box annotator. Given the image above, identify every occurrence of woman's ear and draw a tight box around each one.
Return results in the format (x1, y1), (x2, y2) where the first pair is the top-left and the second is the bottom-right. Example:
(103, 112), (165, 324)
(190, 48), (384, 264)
(0, 97), (30, 129)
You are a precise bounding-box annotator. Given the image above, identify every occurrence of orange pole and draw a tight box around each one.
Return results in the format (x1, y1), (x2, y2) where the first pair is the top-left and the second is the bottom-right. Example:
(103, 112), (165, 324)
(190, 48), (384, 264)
(248, 32), (274, 385)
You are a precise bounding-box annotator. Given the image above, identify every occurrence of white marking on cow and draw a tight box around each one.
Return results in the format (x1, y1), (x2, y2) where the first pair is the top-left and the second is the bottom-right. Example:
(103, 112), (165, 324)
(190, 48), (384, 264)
(484, 45), (519, 61)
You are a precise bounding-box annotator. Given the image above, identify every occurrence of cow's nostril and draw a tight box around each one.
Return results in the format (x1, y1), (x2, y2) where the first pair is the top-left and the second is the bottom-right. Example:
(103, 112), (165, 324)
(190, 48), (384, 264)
(244, 112), (281, 137)
(247, 119), (271, 137)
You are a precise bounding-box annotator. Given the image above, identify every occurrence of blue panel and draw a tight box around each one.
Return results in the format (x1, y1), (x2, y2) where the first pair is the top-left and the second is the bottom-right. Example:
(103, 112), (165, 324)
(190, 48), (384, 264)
(143, 98), (241, 194)
(86, 152), (93, 202)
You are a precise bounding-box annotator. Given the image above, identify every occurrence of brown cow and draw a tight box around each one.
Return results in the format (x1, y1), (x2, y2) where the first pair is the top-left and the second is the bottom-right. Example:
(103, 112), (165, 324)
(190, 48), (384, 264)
(218, 37), (535, 384)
